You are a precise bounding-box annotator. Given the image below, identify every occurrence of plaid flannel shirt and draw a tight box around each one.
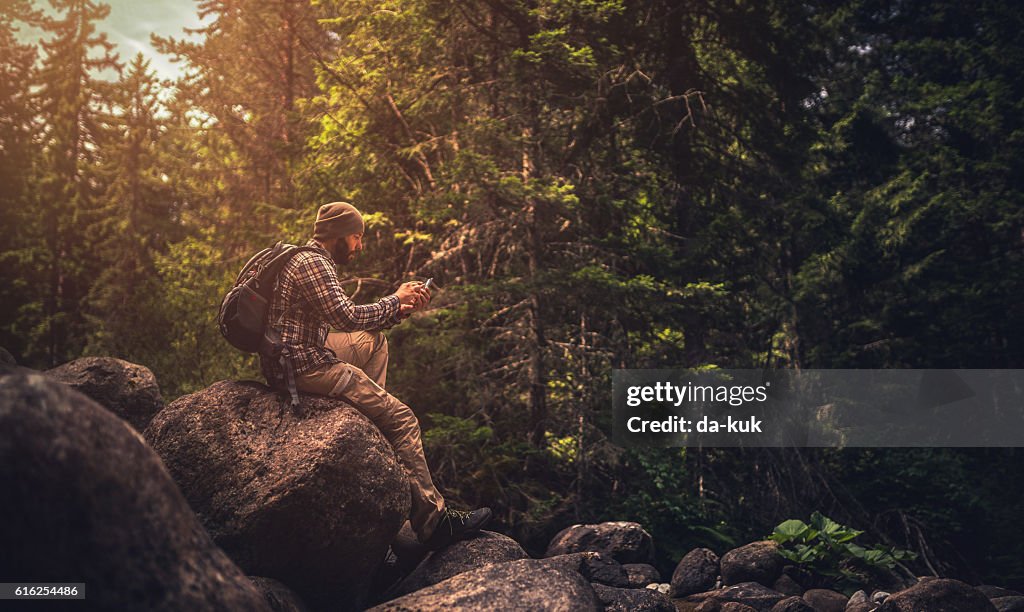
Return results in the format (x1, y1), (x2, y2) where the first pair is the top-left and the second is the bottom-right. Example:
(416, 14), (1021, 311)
(260, 240), (402, 386)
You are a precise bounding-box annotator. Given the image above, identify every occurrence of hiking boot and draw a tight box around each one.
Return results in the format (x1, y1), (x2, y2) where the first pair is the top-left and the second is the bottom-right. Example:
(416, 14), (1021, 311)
(424, 507), (493, 550)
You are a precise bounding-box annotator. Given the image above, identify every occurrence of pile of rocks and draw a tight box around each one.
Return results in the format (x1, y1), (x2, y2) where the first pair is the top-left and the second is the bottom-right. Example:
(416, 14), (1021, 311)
(666, 539), (1020, 611)
(370, 521), (673, 611)
(3, 355), (1022, 611)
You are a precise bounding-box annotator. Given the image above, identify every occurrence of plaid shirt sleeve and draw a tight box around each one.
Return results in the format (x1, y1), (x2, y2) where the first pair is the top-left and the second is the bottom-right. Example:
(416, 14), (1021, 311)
(293, 252), (401, 331)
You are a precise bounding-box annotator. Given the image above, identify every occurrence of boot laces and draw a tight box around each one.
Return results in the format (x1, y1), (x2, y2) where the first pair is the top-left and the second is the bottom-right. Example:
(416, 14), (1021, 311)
(446, 508), (473, 525)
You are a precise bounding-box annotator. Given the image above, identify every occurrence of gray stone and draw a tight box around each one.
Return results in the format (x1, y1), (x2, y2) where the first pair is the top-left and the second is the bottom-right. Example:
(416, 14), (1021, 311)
(846, 590), (869, 611)
(367, 558), (600, 611)
(720, 541), (785, 587)
(625, 563), (662, 588)
(993, 596), (1024, 612)
(0, 370), (269, 611)
(803, 588), (848, 612)
(771, 596), (814, 612)
(979, 586), (1024, 599)
(592, 583), (674, 611)
(390, 530), (528, 597)
(877, 578), (997, 612)
(144, 380), (410, 610)
(538, 551), (631, 587)
(249, 577), (309, 612)
(697, 601), (759, 612)
(673, 547), (721, 597)
(47, 356), (164, 431)
(689, 582), (787, 611)
(544, 521), (655, 564)
(772, 574), (804, 597)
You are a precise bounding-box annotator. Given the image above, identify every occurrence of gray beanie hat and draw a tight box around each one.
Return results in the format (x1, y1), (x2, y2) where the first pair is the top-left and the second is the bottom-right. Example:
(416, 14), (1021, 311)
(313, 202), (364, 240)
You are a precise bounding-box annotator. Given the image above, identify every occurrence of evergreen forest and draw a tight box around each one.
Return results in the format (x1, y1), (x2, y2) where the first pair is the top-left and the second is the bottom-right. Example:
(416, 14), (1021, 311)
(2, 0), (1023, 589)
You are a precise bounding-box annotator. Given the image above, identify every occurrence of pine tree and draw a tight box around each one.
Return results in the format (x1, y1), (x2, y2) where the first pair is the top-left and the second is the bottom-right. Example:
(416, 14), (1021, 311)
(153, 0), (331, 241)
(0, 0), (41, 359)
(84, 53), (176, 360)
(28, 0), (119, 366)
(794, 0), (1024, 368)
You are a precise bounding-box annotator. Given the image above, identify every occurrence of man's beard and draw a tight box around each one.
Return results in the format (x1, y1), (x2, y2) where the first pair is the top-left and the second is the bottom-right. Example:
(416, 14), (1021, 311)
(332, 240), (352, 265)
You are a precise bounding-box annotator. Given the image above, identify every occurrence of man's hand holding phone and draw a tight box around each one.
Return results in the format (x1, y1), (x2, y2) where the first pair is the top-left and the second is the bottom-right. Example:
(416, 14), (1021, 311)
(395, 279), (433, 317)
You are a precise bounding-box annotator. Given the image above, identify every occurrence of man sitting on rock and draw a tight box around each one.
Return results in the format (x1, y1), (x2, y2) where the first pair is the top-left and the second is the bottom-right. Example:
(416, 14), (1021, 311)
(260, 201), (491, 550)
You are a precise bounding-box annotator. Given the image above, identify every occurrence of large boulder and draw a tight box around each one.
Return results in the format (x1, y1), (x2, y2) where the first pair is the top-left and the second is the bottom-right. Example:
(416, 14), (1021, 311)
(592, 583), (674, 611)
(389, 530), (529, 597)
(673, 547), (721, 596)
(544, 521), (655, 565)
(46, 356), (164, 431)
(0, 369), (269, 611)
(877, 578), (997, 612)
(367, 558), (600, 611)
(720, 541), (785, 586)
(144, 380), (410, 610)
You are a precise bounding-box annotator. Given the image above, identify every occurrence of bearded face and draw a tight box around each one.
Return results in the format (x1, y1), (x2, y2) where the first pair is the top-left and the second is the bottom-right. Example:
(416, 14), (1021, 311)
(331, 239), (352, 265)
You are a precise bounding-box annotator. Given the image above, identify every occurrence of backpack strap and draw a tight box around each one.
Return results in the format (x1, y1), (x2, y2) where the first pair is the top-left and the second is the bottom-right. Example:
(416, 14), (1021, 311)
(259, 244), (321, 409)
(234, 245), (275, 285)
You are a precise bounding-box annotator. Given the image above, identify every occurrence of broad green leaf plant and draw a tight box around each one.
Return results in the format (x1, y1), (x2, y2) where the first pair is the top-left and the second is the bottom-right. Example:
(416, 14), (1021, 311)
(769, 512), (916, 592)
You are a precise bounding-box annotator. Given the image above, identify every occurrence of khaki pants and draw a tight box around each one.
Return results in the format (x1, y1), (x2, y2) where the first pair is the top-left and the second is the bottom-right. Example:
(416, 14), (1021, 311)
(296, 331), (445, 542)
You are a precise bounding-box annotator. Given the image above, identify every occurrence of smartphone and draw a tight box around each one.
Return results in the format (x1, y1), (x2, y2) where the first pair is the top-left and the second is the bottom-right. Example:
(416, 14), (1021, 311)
(424, 278), (435, 291)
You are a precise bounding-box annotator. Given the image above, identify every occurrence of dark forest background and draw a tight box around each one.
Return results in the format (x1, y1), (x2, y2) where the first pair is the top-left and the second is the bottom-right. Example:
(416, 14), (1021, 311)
(2, 0), (1023, 589)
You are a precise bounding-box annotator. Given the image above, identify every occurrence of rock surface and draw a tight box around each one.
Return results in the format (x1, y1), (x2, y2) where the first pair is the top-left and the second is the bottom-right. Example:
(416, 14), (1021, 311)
(877, 578), (997, 612)
(770, 596), (814, 612)
(720, 540), (785, 587)
(538, 551), (630, 587)
(993, 597), (1024, 612)
(772, 574), (803, 597)
(697, 602), (758, 612)
(144, 380), (410, 610)
(845, 590), (872, 612)
(592, 583), (674, 611)
(624, 563), (662, 588)
(46, 356), (164, 431)
(389, 530), (529, 597)
(0, 369), (269, 611)
(979, 586), (1024, 599)
(678, 582), (787, 611)
(544, 521), (655, 564)
(368, 558), (600, 611)
(250, 577), (309, 612)
(673, 547), (721, 596)
(802, 588), (847, 612)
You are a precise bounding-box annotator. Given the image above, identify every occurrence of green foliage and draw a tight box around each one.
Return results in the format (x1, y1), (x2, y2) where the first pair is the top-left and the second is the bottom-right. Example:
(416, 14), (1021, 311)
(770, 512), (916, 592)
(608, 448), (737, 565)
(1, 0), (1023, 590)
(146, 233), (259, 397)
